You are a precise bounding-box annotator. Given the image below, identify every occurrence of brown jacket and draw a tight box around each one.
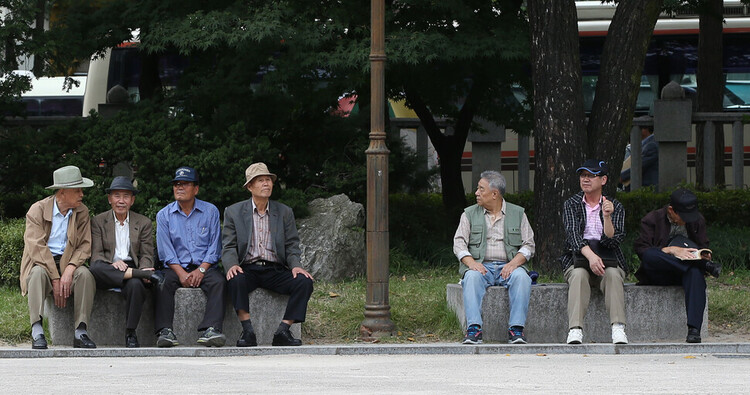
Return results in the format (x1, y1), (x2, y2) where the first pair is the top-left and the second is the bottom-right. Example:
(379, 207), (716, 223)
(91, 209), (154, 268)
(20, 195), (91, 295)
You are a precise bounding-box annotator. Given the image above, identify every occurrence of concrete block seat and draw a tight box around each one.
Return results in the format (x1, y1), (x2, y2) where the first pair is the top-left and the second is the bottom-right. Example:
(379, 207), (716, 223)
(45, 288), (300, 347)
(447, 283), (708, 343)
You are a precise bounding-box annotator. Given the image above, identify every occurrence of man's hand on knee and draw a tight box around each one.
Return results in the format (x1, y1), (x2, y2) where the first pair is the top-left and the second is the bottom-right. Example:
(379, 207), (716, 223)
(51, 279), (67, 308)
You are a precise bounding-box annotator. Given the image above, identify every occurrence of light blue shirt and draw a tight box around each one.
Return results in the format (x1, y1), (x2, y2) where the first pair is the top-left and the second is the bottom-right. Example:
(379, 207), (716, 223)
(48, 198), (71, 256)
(156, 198), (221, 268)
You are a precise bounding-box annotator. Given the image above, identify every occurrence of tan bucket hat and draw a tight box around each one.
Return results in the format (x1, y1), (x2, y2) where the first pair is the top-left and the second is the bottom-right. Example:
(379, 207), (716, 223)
(243, 162), (277, 188)
(46, 165), (94, 189)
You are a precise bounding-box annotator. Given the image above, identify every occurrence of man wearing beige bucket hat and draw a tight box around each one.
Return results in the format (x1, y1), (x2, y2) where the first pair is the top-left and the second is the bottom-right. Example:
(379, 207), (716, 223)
(20, 165), (97, 349)
(222, 162), (313, 346)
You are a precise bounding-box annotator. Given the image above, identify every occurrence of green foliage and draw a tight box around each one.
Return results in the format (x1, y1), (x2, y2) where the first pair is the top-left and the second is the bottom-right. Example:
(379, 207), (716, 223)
(0, 219), (24, 287)
(0, 98), (427, 219)
(0, 286), (35, 344)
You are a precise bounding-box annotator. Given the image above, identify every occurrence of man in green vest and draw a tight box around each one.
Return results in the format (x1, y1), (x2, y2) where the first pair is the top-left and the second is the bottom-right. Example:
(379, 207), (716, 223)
(454, 170), (535, 344)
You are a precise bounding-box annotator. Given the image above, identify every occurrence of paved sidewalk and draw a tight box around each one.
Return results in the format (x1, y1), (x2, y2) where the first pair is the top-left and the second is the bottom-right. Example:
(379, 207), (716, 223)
(1, 350), (749, 393)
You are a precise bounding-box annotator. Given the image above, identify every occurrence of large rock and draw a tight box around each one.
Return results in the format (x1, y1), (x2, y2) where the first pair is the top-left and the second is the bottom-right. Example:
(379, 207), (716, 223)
(298, 194), (365, 281)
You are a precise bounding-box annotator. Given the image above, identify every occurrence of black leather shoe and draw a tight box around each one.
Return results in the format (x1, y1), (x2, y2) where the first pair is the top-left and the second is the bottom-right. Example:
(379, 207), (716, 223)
(272, 328), (302, 346)
(686, 327), (702, 343)
(704, 260), (722, 278)
(126, 332), (139, 348)
(74, 333), (97, 348)
(236, 330), (258, 347)
(150, 271), (166, 291)
(32, 334), (48, 350)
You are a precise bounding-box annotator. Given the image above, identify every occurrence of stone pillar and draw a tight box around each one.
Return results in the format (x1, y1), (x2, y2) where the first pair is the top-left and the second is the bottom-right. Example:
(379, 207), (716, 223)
(654, 81), (692, 191)
(468, 118), (505, 188)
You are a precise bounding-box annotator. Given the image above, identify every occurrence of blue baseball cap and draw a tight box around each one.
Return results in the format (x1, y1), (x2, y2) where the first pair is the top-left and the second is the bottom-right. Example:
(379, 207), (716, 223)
(576, 159), (609, 176)
(171, 166), (199, 183)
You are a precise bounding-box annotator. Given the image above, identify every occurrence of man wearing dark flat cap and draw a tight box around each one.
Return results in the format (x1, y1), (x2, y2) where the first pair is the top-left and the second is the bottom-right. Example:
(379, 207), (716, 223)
(222, 162), (314, 347)
(20, 165), (97, 349)
(90, 176), (165, 348)
(634, 188), (720, 343)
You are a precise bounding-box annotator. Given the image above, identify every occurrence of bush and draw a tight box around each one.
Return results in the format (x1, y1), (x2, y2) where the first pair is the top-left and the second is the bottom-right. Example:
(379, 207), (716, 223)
(0, 219), (24, 288)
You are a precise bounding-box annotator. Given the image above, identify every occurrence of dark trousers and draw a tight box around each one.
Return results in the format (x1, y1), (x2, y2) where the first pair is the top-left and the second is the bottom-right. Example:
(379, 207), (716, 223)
(639, 248), (707, 329)
(228, 263), (314, 323)
(154, 266), (226, 332)
(89, 260), (147, 330)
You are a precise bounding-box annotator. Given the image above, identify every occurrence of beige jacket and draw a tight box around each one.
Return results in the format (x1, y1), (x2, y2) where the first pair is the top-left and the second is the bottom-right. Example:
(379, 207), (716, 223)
(20, 195), (91, 295)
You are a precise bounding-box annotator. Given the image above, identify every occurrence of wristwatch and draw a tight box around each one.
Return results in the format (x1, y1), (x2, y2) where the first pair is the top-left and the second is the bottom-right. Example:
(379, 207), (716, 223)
(198, 266), (206, 273)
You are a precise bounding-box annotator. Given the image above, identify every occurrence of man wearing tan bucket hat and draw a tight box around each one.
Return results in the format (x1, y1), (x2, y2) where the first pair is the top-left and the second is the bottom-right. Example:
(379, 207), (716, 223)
(222, 162), (314, 346)
(20, 165), (97, 349)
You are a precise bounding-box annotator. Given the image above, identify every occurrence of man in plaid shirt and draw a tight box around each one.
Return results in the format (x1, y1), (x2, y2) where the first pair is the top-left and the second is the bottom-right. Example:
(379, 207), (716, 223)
(561, 159), (628, 344)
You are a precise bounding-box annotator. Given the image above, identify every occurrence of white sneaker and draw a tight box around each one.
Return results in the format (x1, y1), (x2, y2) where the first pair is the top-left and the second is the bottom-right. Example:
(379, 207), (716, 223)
(566, 328), (583, 344)
(612, 323), (628, 344)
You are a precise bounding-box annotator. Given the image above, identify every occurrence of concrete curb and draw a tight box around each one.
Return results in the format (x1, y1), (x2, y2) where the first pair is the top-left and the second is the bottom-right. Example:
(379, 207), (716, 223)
(2, 342), (750, 358)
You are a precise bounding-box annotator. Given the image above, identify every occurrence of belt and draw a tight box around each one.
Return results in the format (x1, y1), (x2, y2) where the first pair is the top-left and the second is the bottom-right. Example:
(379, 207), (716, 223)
(251, 260), (279, 266)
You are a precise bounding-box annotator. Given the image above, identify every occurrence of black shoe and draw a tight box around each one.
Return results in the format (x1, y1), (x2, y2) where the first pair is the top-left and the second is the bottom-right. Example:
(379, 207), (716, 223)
(704, 260), (722, 278)
(272, 328), (302, 346)
(156, 328), (179, 348)
(32, 334), (48, 350)
(150, 271), (166, 291)
(74, 333), (97, 348)
(686, 327), (702, 343)
(126, 332), (139, 348)
(236, 330), (258, 347)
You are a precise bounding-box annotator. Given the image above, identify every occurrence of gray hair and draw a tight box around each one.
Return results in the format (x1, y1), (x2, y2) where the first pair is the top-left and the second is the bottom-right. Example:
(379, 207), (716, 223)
(480, 170), (506, 195)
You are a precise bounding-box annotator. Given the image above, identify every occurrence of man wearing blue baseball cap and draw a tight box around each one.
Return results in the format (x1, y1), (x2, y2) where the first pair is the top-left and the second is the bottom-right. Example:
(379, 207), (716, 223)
(154, 166), (226, 347)
(561, 159), (628, 345)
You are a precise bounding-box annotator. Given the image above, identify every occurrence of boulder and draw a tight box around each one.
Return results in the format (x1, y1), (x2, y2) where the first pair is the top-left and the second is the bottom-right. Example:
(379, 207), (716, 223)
(298, 194), (365, 281)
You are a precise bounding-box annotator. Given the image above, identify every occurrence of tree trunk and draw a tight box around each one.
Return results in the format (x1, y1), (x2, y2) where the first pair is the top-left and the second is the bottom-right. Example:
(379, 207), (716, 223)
(528, 0), (586, 274)
(695, 0), (725, 188)
(405, 89), (474, 230)
(587, 0), (663, 196)
(138, 51), (162, 101)
(32, 0), (46, 76)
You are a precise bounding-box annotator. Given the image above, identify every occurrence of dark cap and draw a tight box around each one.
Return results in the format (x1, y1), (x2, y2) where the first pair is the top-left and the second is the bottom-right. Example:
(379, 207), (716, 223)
(670, 188), (699, 223)
(105, 176), (139, 195)
(576, 159), (609, 176)
(171, 166), (199, 183)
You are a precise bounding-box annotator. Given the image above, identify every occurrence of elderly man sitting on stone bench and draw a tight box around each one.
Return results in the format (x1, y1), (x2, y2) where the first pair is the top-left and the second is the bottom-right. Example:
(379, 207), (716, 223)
(453, 170), (535, 345)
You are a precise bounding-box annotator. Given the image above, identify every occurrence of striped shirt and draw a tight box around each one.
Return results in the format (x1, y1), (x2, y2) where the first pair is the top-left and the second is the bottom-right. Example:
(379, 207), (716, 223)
(244, 199), (279, 264)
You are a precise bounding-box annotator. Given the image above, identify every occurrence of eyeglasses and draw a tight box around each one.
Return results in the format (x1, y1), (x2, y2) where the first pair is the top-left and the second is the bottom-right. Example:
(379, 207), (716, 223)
(173, 182), (194, 188)
(579, 173), (601, 179)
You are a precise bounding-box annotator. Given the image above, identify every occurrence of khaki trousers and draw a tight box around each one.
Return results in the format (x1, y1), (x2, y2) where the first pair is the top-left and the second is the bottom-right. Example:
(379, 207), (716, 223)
(26, 265), (96, 327)
(565, 266), (626, 329)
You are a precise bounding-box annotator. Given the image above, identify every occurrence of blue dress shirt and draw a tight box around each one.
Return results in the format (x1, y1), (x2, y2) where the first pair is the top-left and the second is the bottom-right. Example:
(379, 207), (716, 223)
(48, 198), (71, 256)
(156, 198), (221, 268)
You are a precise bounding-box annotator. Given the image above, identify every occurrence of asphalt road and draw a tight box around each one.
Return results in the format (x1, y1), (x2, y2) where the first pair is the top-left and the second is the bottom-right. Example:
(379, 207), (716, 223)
(3, 353), (749, 394)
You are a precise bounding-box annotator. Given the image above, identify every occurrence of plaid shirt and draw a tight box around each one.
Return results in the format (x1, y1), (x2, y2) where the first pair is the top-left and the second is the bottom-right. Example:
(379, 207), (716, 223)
(561, 190), (626, 271)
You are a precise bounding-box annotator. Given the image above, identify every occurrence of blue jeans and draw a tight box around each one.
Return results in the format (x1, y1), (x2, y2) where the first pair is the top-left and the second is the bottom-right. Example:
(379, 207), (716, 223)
(461, 262), (532, 328)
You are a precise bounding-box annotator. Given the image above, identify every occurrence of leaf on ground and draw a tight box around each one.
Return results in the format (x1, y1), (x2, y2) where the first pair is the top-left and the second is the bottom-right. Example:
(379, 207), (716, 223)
(407, 337), (415, 341)
(536, 353), (546, 356)
(328, 292), (340, 298)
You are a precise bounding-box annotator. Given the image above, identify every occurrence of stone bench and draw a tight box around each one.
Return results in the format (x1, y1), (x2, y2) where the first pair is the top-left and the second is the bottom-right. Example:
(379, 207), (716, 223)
(447, 283), (708, 343)
(45, 288), (301, 347)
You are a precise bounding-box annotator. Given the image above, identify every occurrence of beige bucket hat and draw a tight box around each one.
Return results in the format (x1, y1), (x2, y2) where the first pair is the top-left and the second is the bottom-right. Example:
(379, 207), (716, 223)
(46, 165), (94, 189)
(243, 162), (277, 188)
